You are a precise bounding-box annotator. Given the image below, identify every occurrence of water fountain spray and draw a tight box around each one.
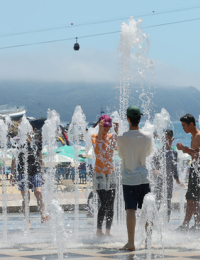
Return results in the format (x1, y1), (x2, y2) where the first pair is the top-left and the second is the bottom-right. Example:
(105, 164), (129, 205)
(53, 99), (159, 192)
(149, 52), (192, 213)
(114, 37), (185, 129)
(153, 108), (173, 225)
(119, 16), (153, 123)
(42, 109), (65, 260)
(110, 111), (125, 225)
(17, 115), (34, 233)
(68, 105), (87, 239)
(137, 193), (164, 260)
(42, 109), (60, 215)
(0, 116), (11, 242)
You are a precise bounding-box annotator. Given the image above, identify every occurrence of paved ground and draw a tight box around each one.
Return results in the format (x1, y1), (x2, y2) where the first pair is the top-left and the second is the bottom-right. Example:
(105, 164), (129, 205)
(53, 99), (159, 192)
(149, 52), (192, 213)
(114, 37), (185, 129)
(1, 245), (200, 260)
(1, 179), (199, 259)
(0, 210), (199, 260)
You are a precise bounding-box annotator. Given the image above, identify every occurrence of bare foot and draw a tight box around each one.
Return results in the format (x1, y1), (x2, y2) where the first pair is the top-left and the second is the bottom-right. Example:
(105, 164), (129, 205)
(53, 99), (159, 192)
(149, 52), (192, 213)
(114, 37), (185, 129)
(41, 215), (51, 223)
(105, 229), (112, 236)
(175, 225), (188, 232)
(119, 243), (135, 251)
(29, 222), (33, 229)
(96, 229), (105, 237)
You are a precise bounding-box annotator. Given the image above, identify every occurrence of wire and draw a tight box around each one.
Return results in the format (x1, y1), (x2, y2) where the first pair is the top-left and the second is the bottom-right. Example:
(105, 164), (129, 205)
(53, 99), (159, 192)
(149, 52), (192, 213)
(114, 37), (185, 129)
(0, 17), (199, 50)
(0, 5), (200, 38)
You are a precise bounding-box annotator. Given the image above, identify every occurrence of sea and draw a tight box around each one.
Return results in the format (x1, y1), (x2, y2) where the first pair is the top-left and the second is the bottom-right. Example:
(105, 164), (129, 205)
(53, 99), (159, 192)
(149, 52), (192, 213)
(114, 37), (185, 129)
(61, 121), (192, 148)
(170, 121), (191, 148)
(141, 121), (191, 148)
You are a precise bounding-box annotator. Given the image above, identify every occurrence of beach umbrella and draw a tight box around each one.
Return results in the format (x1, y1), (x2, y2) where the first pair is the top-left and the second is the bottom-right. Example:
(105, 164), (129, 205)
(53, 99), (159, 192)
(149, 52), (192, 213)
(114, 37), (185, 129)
(55, 145), (85, 159)
(43, 153), (74, 167)
(42, 145), (85, 165)
(81, 147), (121, 161)
(0, 153), (12, 167)
(58, 151), (85, 162)
(81, 147), (93, 158)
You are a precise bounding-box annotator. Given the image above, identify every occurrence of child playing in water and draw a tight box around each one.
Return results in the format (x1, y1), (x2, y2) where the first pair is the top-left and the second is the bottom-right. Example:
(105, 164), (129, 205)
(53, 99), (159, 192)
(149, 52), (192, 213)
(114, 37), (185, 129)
(152, 129), (183, 221)
(92, 115), (118, 237)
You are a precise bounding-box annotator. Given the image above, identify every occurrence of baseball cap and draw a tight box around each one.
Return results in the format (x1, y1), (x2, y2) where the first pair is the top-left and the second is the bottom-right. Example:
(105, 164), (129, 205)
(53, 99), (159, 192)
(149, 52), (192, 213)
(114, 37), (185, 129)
(126, 106), (143, 117)
(93, 115), (112, 128)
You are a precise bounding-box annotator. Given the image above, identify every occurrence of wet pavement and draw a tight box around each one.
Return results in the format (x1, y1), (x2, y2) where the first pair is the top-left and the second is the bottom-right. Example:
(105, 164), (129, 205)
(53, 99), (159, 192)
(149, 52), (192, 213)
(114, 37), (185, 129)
(0, 179), (199, 259)
(0, 211), (200, 260)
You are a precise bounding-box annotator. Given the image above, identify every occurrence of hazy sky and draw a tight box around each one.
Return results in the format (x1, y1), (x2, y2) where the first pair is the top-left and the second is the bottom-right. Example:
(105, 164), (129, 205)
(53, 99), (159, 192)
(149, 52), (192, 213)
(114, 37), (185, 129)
(0, 0), (200, 88)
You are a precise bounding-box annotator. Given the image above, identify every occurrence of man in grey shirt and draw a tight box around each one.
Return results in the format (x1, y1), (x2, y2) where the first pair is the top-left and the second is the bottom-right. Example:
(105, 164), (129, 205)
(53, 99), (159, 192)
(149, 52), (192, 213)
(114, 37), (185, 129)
(117, 106), (152, 251)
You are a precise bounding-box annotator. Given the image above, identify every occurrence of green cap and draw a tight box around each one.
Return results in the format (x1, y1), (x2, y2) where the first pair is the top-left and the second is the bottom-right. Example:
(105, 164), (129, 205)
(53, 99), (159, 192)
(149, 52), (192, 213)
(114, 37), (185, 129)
(126, 106), (143, 117)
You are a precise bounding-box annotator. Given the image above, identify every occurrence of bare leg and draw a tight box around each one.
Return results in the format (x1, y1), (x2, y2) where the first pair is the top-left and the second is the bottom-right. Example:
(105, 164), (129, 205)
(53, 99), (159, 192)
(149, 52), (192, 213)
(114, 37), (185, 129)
(182, 200), (195, 227)
(34, 187), (50, 223)
(21, 190), (32, 228)
(120, 209), (135, 251)
(105, 228), (111, 236)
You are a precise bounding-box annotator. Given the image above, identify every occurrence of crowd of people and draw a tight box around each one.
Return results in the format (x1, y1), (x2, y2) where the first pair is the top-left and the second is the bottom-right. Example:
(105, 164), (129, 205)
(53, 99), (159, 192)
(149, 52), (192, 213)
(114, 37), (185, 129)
(92, 108), (200, 251)
(8, 106), (200, 250)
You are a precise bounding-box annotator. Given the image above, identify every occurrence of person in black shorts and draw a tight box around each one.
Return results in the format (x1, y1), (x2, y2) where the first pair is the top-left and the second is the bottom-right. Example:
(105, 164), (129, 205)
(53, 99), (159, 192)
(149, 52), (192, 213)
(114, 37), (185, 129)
(117, 106), (152, 251)
(10, 127), (50, 228)
(177, 114), (200, 231)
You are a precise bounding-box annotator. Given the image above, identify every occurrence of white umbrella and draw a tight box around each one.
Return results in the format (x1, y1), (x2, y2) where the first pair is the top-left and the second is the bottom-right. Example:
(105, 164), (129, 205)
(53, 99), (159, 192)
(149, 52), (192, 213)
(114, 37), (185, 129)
(43, 154), (74, 167)
(0, 153), (12, 167)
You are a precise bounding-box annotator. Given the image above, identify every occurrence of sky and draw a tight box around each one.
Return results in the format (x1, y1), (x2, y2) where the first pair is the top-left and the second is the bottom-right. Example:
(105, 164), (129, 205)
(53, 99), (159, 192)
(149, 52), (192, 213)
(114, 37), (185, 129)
(0, 0), (200, 88)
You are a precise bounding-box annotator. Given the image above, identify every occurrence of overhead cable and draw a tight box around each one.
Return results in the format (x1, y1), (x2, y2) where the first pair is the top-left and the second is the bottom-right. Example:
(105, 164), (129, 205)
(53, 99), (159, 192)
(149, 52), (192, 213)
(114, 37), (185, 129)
(0, 5), (200, 38)
(0, 17), (200, 50)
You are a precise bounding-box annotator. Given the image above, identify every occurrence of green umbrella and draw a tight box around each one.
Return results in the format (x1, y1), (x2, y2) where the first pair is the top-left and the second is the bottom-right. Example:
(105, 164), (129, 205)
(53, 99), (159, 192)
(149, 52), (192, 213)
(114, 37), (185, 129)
(55, 145), (85, 162)
(58, 152), (85, 162)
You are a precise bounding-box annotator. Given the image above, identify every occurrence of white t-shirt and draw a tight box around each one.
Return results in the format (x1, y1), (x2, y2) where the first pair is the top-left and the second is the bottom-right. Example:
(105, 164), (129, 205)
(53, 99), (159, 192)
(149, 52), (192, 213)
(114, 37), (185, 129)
(117, 129), (152, 186)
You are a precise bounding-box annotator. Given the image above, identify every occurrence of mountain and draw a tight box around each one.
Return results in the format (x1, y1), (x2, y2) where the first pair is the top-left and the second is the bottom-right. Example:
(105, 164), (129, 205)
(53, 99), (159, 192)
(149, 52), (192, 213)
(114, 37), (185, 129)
(0, 80), (199, 122)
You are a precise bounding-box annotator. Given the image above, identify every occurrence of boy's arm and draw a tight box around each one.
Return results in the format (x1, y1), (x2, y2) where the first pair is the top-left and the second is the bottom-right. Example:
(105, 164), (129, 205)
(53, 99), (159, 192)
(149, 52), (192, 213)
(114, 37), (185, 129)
(97, 119), (104, 141)
(112, 134), (118, 151)
(173, 151), (184, 187)
(177, 142), (199, 156)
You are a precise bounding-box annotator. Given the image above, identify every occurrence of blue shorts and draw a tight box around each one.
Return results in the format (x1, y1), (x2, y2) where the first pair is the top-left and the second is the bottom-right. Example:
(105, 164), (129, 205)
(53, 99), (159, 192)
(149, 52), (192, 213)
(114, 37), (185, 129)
(17, 174), (43, 191)
(123, 184), (150, 210)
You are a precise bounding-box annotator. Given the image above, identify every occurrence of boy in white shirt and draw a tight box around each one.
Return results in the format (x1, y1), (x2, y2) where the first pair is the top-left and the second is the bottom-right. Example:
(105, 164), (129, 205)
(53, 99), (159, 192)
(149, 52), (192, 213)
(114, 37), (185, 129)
(117, 106), (152, 251)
